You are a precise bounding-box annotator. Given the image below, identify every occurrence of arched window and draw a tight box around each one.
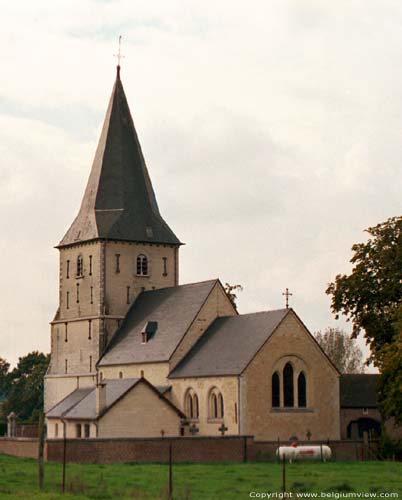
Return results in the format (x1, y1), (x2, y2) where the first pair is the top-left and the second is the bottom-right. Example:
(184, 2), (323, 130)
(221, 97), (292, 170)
(283, 363), (294, 407)
(136, 254), (148, 276)
(218, 393), (224, 418)
(193, 394), (199, 419)
(272, 372), (280, 408)
(184, 389), (199, 420)
(209, 388), (224, 419)
(298, 372), (307, 408)
(76, 255), (84, 277)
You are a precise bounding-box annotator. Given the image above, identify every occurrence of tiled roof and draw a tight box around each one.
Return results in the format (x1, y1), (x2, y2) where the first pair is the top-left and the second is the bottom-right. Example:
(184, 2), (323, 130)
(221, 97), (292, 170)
(170, 308), (289, 378)
(340, 374), (380, 408)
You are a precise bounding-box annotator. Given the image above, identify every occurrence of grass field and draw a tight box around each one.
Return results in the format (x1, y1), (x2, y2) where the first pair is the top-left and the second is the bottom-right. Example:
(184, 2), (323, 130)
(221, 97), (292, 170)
(0, 454), (401, 500)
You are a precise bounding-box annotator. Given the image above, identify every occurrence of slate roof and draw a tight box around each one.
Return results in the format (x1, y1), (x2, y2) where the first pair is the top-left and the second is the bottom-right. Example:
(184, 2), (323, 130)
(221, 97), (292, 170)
(59, 69), (181, 247)
(98, 280), (218, 366)
(46, 379), (180, 420)
(340, 374), (380, 408)
(169, 308), (290, 378)
(46, 387), (94, 419)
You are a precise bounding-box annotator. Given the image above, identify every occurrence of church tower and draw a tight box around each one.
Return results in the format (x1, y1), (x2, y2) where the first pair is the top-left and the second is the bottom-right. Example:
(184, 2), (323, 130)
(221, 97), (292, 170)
(45, 66), (181, 410)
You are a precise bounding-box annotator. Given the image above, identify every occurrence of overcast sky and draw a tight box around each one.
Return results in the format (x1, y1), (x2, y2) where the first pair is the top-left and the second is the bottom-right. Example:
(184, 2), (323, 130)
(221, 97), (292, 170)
(1, 1), (401, 367)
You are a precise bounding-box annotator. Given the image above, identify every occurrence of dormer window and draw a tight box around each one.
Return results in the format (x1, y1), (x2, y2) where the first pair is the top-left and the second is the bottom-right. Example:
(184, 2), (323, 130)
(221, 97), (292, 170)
(141, 321), (158, 343)
(136, 254), (148, 276)
(77, 255), (84, 277)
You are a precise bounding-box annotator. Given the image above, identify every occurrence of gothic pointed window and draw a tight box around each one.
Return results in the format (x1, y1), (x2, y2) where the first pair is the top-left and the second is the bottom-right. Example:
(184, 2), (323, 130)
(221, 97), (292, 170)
(77, 255), (84, 277)
(283, 363), (294, 407)
(209, 387), (224, 419)
(218, 393), (224, 417)
(272, 372), (280, 408)
(184, 388), (199, 420)
(193, 394), (199, 419)
(136, 254), (149, 276)
(298, 372), (307, 408)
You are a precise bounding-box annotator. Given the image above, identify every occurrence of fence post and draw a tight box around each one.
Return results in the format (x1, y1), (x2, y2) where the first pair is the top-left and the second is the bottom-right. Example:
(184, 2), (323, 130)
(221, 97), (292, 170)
(62, 422), (67, 493)
(282, 453), (286, 495)
(243, 436), (248, 463)
(277, 437), (280, 463)
(38, 412), (45, 490)
(168, 442), (173, 500)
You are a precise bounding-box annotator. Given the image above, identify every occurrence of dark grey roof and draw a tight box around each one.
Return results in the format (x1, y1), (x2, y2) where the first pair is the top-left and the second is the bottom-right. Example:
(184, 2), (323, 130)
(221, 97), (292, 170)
(59, 70), (181, 247)
(47, 378), (184, 420)
(340, 374), (380, 408)
(98, 280), (218, 366)
(170, 308), (289, 378)
(46, 388), (93, 418)
(46, 379), (140, 419)
(68, 378), (139, 419)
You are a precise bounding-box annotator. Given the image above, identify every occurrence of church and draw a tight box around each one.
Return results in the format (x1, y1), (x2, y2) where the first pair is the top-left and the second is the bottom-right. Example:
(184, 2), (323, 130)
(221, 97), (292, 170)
(44, 64), (343, 442)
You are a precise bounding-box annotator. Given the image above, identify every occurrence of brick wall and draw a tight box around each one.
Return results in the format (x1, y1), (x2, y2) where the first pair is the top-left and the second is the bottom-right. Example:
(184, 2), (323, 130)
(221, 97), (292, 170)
(0, 436), (379, 463)
(47, 436), (250, 464)
(0, 438), (38, 459)
(46, 436), (377, 464)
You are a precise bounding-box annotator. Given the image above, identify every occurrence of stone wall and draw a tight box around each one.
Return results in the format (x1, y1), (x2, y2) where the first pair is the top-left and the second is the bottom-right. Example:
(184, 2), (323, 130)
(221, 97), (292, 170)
(242, 311), (341, 441)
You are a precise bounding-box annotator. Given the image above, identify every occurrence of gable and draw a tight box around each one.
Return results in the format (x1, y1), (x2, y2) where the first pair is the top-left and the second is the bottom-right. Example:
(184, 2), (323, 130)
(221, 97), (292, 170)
(249, 309), (340, 376)
(98, 379), (184, 438)
(169, 280), (237, 370)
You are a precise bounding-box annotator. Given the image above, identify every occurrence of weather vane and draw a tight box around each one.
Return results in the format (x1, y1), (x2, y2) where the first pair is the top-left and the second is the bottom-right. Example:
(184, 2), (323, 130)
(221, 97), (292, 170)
(114, 35), (125, 76)
(282, 288), (293, 309)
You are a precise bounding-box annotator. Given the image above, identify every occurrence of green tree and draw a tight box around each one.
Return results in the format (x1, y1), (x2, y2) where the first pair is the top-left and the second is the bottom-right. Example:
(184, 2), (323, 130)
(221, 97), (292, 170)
(315, 327), (365, 373)
(0, 357), (10, 396)
(3, 352), (50, 422)
(224, 283), (243, 310)
(326, 215), (402, 422)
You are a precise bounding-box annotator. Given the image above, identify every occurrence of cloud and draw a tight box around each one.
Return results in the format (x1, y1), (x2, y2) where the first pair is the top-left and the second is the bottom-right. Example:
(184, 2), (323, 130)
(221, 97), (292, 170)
(0, 1), (401, 367)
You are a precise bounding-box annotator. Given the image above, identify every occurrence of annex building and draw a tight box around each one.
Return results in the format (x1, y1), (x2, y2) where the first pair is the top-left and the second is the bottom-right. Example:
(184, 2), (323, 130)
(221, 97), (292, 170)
(44, 65), (385, 443)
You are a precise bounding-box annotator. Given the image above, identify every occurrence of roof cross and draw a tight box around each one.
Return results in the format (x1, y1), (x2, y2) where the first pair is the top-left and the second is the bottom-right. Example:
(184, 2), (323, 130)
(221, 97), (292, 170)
(114, 35), (125, 77)
(282, 288), (293, 309)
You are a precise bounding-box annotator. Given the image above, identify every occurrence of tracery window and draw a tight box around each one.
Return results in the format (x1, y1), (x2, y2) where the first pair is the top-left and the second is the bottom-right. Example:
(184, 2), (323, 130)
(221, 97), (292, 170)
(208, 387), (224, 419)
(136, 254), (149, 276)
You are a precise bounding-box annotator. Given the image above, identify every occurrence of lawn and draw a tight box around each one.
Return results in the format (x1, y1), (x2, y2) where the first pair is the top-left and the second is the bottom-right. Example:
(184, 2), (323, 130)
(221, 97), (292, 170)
(0, 454), (401, 499)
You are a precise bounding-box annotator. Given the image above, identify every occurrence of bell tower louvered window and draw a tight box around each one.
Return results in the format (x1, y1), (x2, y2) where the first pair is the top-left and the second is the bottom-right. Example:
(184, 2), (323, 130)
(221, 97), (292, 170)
(136, 254), (148, 276)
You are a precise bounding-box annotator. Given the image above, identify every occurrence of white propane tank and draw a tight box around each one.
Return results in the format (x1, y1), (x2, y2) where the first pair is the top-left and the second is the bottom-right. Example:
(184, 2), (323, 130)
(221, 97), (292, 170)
(276, 443), (332, 462)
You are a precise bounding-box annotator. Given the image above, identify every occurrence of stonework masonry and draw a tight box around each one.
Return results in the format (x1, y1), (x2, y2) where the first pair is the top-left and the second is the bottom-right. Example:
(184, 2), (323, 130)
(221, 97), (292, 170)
(169, 282), (236, 371)
(170, 376), (239, 436)
(46, 239), (179, 411)
(241, 312), (340, 441)
(98, 382), (181, 438)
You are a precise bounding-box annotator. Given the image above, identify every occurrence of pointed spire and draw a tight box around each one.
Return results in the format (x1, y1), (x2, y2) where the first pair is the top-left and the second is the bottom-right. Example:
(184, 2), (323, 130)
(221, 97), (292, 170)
(59, 72), (181, 247)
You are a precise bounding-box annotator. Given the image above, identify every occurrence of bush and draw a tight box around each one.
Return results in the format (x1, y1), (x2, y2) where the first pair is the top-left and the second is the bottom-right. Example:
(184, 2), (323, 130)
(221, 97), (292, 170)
(379, 432), (402, 460)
